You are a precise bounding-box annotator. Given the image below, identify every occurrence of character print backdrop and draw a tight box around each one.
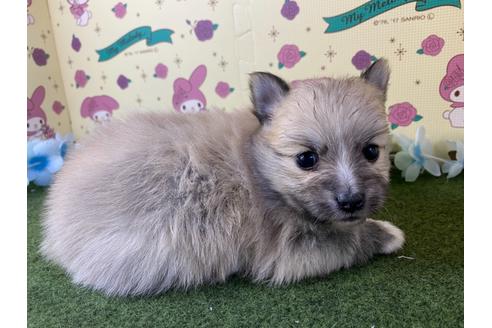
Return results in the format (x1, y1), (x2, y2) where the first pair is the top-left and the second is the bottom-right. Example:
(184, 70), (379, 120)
(28, 0), (464, 157)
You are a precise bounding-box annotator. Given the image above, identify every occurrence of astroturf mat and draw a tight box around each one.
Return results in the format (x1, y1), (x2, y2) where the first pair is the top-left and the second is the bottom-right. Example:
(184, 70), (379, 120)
(28, 171), (463, 327)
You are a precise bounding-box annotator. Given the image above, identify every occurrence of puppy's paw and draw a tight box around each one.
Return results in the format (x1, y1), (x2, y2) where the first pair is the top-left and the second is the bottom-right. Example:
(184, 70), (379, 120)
(367, 219), (405, 254)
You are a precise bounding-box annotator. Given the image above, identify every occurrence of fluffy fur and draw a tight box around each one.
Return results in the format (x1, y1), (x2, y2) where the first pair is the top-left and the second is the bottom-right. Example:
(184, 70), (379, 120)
(41, 59), (405, 296)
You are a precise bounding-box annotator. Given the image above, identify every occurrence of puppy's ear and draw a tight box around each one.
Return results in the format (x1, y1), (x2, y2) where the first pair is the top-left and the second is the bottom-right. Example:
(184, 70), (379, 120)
(249, 72), (289, 124)
(361, 58), (390, 97)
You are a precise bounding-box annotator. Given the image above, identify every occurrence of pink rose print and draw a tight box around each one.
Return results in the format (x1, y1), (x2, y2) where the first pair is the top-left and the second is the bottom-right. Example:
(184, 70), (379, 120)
(154, 63), (168, 79)
(215, 82), (235, 98)
(117, 75), (131, 89)
(281, 0), (300, 20)
(277, 44), (306, 69)
(74, 70), (90, 88)
(71, 34), (81, 52)
(352, 50), (377, 70)
(52, 101), (65, 115)
(32, 48), (49, 66)
(417, 34), (445, 56)
(187, 19), (219, 42)
(388, 102), (422, 129)
(112, 2), (127, 19)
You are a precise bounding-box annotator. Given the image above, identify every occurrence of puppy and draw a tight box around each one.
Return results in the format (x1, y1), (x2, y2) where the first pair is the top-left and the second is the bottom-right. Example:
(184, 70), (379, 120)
(41, 59), (404, 296)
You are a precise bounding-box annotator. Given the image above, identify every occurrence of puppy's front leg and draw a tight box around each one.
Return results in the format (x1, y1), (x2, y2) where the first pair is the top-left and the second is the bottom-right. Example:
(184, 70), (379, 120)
(362, 219), (405, 255)
(264, 219), (404, 284)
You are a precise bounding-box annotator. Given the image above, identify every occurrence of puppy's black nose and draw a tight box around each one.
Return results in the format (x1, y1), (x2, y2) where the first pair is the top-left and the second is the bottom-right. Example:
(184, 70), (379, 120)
(336, 192), (365, 213)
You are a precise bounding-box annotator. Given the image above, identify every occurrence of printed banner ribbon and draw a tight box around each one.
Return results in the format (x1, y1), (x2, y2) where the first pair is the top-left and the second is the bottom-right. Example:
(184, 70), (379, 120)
(96, 26), (174, 61)
(323, 0), (461, 33)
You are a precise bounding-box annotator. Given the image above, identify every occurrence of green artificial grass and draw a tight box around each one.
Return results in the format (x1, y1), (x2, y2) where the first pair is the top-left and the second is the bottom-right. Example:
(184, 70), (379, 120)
(28, 171), (463, 327)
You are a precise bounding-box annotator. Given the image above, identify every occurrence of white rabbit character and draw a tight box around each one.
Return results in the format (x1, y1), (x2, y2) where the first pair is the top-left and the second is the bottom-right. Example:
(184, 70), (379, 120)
(440, 54), (464, 128)
(27, 0), (34, 25)
(68, 0), (92, 27)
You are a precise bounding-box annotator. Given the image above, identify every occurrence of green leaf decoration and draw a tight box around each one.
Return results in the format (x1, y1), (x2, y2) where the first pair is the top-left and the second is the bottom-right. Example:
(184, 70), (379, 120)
(414, 115), (423, 121)
(416, 49), (424, 55)
(370, 55), (377, 61)
(299, 51), (306, 57)
(391, 123), (399, 130)
(278, 62), (284, 69)
(229, 87), (235, 92)
(213, 24), (219, 30)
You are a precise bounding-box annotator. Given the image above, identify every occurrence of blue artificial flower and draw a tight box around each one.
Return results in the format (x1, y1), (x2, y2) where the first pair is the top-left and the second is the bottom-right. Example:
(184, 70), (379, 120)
(442, 141), (464, 179)
(55, 133), (75, 159)
(27, 137), (65, 186)
(393, 126), (441, 182)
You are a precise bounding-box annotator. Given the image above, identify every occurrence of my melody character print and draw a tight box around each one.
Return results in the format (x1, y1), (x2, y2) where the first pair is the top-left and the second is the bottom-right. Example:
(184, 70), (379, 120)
(172, 65), (207, 113)
(440, 54), (464, 128)
(27, 86), (54, 140)
(80, 95), (119, 123)
(27, 0), (34, 25)
(68, 0), (92, 27)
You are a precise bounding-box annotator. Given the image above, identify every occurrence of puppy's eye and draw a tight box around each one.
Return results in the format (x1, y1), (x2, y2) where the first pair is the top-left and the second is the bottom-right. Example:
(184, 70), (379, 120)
(454, 90), (460, 97)
(296, 151), (319, 170)
(362, 144), (379, 162)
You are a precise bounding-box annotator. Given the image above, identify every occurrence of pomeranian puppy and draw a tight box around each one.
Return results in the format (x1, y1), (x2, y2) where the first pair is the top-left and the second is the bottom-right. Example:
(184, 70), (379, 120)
(41, 59), (404, 296)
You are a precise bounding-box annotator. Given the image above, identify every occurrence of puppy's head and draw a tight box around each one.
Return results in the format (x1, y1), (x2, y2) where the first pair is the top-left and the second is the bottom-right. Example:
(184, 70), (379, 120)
(250, 59), (391, 223)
